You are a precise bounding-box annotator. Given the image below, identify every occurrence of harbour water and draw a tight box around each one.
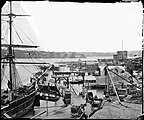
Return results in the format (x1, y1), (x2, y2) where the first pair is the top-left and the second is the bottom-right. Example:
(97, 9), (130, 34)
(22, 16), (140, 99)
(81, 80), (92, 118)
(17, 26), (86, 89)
(2, 57), (105, 88)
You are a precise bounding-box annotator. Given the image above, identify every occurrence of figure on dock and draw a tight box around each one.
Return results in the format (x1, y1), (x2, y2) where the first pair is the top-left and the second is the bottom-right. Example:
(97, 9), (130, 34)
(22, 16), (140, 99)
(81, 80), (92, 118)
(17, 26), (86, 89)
(104, 65), (110, 98)
(62, 89), (71, 106)
(104, 65), (108, 76)
(86, 92), (94, 104)
(79, 104), (88, 119)
(97, 67), (101, 76)
(70, 103), (87, 119)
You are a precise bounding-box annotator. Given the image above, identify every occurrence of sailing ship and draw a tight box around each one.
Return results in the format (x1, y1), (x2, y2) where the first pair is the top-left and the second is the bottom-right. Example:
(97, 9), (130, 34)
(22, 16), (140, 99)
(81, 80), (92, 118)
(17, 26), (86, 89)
(1, 1), (47, 118)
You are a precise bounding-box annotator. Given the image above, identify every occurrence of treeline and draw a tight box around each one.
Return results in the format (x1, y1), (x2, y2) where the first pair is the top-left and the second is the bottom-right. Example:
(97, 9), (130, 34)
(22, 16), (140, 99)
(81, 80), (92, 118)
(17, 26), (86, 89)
(1, 49), (141, 59)
(79, 50), (142, 57)
(1, 49), (86, 58)
(79, 52), (115, 57)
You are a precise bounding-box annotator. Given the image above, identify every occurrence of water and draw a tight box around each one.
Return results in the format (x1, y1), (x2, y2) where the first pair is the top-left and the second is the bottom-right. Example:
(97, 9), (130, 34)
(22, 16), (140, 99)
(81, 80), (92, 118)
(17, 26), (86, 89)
(2, 57), (105, 98)
(16, 56), (112, 64)
(4, 57), (105, 118)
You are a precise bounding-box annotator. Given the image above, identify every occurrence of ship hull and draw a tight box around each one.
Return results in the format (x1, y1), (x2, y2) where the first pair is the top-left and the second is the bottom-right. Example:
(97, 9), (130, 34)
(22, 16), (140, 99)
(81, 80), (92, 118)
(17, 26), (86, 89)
(1, 90), (37, 118)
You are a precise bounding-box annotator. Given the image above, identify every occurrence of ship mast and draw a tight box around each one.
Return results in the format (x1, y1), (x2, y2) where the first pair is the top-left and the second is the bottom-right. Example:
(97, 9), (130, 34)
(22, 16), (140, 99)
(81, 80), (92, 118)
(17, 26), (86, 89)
(9, 1), (13, 92)
(1, 1), (50, 96)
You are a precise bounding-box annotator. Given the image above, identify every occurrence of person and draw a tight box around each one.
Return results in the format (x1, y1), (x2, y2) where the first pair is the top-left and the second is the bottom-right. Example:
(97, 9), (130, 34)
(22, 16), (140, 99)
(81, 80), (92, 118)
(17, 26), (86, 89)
(86, 94), (88, 103)
(82, 93), (85, 99)
(115, 68), (118, 74)
(129, 76), (134, 84)
(97, 67), (101, 76)
(86, 92), (94, 104)
(93, 95), (98, 100)
(104, 65), (108, 76)
(80, 104), (88, 119)
(129, 69), (133, 76)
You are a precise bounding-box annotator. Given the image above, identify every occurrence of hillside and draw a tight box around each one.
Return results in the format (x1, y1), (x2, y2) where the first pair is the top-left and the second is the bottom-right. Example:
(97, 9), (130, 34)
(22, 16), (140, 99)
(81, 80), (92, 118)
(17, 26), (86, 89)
(1, 49), (142, 59)
(80, 50), (142, 58)
(1, 49), (86, 59)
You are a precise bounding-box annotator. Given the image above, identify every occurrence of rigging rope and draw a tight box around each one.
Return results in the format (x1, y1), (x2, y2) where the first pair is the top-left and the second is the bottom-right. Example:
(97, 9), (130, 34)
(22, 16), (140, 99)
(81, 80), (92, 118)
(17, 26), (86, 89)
(13, 23), (42, 71)
(27, 50), (50, 69)
(13, 22), (35, 44)
(2, 21), (8, 31)
(13, 22), (48, 69)
(105, 66), (137, 116)
(15, 59), (34, 74)
(12, 24), (24, 44)
(2, 23), (9, 44)
(11, 62), (21, 89)
(2, 67), (10, 82)
(108, 68), (141, 89)
(1, 59), (8, 83)
(27, 51), (39, 70)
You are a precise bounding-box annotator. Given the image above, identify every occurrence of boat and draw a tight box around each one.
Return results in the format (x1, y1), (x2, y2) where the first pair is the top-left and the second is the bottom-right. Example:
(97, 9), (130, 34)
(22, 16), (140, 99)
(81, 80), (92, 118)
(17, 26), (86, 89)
(1, 1), (48, 118)
(34, 64), (62, 102)
(38, 84), (60, 96)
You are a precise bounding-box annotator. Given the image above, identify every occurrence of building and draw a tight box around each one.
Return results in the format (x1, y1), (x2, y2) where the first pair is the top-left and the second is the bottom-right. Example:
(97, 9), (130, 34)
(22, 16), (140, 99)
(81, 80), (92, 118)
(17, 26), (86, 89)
(113, 54), (118, 64)
(117, 51), (128, 60)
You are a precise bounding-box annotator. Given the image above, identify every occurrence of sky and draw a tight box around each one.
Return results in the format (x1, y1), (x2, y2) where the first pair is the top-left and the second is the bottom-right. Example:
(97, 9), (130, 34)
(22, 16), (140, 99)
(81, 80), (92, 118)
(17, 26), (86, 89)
(19, 1), (143, 52)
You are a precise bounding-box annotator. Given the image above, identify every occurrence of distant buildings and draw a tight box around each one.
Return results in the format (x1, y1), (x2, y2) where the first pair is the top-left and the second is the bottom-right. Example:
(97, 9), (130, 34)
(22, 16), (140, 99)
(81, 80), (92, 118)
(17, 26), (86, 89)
(117, 51), (128, 60)
(113, 51), (128, 64)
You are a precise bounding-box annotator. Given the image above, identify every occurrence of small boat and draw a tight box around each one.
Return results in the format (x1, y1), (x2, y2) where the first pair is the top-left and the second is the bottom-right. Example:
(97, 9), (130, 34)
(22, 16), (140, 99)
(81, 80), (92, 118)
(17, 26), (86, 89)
(38, 84), (60, 96)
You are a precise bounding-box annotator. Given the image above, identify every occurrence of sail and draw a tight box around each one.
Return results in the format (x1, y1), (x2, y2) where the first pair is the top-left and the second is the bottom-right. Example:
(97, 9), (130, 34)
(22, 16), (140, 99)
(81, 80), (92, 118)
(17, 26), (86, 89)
(1, 1), (40, 49)
(1, 60), (8, 89)
(1, 1), (39, 90)
(11, 63), (23, 90)
(1, 62), (22, 90)
(1, 2), (39, 118)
